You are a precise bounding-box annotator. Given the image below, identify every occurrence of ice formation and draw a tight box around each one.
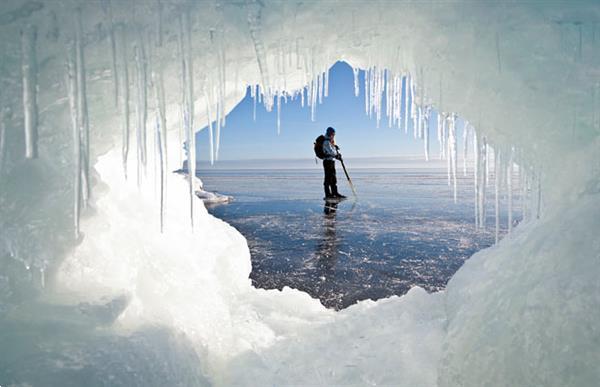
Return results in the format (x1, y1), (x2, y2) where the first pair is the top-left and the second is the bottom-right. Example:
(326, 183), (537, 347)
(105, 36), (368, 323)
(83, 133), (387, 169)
(0, 1), (599, 386)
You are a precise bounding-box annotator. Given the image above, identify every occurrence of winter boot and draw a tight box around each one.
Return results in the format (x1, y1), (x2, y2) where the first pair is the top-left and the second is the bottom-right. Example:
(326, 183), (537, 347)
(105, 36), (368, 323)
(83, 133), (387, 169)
(331, 185), (346, 199)
(324, 184), (334, 199)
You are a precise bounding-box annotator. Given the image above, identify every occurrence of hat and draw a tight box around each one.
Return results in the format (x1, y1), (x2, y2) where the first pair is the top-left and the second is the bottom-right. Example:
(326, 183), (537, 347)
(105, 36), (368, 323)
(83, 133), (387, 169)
(326, 127), (336, 135)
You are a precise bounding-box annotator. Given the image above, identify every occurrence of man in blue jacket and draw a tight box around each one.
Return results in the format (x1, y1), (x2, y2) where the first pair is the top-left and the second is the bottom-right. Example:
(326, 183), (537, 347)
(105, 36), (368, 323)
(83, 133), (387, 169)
(322, 127), (346, 200)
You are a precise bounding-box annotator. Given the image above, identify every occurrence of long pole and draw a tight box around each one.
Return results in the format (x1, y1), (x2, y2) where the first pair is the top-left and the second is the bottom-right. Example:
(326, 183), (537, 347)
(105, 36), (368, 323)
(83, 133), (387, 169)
(339, 157), (357, 198)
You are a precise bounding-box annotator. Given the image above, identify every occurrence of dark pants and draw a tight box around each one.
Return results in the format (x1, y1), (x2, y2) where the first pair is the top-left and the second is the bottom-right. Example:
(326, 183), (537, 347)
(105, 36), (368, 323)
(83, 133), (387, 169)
(323, 159), (338, 197)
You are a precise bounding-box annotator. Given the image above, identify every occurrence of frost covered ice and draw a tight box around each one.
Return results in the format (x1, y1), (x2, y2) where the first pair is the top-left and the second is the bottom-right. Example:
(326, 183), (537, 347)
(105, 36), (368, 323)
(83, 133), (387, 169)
(0, 1), (599, 386)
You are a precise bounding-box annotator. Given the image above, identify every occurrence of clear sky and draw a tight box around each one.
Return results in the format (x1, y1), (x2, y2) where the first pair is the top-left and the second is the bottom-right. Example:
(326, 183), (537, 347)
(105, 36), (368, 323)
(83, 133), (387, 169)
(196, 61), (453, 162)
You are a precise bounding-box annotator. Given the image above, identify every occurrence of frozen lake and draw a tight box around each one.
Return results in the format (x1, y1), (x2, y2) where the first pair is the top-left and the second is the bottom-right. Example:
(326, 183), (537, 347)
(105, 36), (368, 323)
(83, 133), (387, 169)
(202, 167), (513, 310)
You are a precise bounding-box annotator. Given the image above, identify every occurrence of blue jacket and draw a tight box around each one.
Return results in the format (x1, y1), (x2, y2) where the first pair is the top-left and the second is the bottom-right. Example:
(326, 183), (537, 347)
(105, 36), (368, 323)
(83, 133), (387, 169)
(322, 136), (338, 161)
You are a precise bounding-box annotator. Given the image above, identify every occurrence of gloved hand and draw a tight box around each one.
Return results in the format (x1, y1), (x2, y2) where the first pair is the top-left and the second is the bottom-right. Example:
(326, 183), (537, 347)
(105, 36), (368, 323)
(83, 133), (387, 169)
(334, 145), (340, 150)
(335, 153), (342, 160)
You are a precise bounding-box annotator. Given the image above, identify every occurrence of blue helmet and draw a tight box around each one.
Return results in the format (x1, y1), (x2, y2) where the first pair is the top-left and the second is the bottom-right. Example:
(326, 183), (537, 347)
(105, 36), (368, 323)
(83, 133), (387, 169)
(326, 127), (336, 136)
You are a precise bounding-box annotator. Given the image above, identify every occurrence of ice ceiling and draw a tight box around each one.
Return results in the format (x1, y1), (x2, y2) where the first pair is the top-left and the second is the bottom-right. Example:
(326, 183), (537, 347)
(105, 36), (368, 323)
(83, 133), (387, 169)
(0, 1), (599, 386)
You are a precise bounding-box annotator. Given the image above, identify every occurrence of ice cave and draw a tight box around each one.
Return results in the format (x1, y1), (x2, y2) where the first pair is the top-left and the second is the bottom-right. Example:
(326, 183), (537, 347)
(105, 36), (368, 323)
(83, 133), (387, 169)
(0, 0), (599, 386)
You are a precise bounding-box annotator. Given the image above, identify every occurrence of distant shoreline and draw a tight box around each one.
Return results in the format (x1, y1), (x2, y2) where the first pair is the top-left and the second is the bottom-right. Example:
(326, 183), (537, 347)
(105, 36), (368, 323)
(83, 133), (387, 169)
(194, 157), (475, 170)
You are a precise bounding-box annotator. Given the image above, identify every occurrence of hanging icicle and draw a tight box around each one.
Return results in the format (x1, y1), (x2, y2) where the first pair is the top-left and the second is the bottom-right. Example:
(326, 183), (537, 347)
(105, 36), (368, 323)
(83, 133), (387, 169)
(437, 112), (444, 160)
(478, 136), (488, 230)
(75, 9), (90, 208)
(21, 25), (38, 159)
(276, 92), (281, 135)
(182, 11), (196, 228)
(205, 91), (215, 165)
(507, 147), (513, 234)
(462, 121), (469, 176)
(105, 0), (118, 108)
(152, 69), (167, 233)
(536, 169), (542, 220)
(215, 90), (222, 160)
(449, 113), (458, 203)
(423, 105), (431, 161)
(410, 77), (417, 138)
(353, 66), (360, 97)
(403, 75), (409, 133)
(65, 43), (81, 239)
(119, 26), (130, 178)
(473, 129), (479, 229)
(494, 148), (501, 243)
(0, 108), (9, 175)
(177, 14), (186, 167)
(134, 42), (148, 185)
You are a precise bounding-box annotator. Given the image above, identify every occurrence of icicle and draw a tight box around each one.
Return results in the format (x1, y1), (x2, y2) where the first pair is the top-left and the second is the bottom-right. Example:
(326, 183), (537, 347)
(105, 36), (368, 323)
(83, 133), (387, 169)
(205, 92), (215, 165)
(216, 25), (226, 128)
(419, 67), (425, 138)
(494, 148), (501, 243)
(75, 10), (90, 207)
(65, 43), (80, 238)
(215, 94), (221, 160)
(246, 1), (270, 98)
(437, 112), (443, 160)
(390, 74), (395, 127)
(449, 113), (458, 202)
(310, 78), (317, 121)
(416, 106), (422, 139)
(119, 27), (130, 178)
(21, 25), (38, 159)
(0, 109), (7, 175)
(364, 68), (369, 116)
(479, 136), (488, 230)
(444, 115), (451, 185)
(507, 148), (513, 234)
(522, 168), (528, 222)
(106, 1), (118, 108)
(403, 75), (409, 133)
(134, 41), (148, 184)
(423, 105), (430, 161)
(485, 143), (490, 186)
(253, 84), (258, 121)
(473, 129), (479, 228)
(410, 78), (417, 138)
(462, 121), (469, 176)
(181, 11), (195, 228)
(375, 68), (382, 127)
(317, 72), (323, 105)
(536, 170), (542, 219)
(277, 92), (281, 135)
(353, 67), (359, 97)
(152, 69), (167, 232)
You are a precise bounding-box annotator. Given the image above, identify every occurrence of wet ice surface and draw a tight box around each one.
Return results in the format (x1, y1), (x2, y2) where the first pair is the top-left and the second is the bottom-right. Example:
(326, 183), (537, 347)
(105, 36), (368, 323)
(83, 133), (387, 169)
(203, 167), (511, 310)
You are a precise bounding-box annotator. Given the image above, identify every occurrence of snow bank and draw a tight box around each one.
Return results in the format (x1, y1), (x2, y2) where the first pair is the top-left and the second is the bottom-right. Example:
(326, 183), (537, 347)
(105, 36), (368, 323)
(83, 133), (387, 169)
(1, 0), (599, 386)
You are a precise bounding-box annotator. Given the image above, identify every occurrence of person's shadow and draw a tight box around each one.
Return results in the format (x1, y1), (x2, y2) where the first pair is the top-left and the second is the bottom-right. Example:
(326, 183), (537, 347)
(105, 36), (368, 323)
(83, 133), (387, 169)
(315, 202), (339, 275)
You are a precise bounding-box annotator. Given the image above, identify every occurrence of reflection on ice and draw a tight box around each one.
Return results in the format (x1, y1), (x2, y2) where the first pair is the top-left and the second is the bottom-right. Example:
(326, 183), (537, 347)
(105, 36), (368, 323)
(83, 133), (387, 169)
(204, 168), (513, 309)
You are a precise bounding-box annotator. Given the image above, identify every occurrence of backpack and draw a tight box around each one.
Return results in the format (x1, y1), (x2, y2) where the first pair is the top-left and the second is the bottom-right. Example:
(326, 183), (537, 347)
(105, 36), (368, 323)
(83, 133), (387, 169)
(314, 135), (326, 159)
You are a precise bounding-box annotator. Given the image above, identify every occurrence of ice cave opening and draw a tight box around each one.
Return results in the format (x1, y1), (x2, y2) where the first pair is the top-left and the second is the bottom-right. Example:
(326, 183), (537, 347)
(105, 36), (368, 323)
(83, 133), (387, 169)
(194, 60), (522, 311)
(0, 1), (599, 386)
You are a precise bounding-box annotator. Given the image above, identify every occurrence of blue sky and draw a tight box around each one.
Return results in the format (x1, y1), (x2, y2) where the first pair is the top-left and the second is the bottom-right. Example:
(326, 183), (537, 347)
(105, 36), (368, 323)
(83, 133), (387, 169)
(196, 61), (449, 162)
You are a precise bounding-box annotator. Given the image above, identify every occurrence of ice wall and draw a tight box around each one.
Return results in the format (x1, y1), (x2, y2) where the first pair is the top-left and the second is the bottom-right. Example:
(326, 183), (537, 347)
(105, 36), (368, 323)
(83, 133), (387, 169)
(0, 1), (599, 386)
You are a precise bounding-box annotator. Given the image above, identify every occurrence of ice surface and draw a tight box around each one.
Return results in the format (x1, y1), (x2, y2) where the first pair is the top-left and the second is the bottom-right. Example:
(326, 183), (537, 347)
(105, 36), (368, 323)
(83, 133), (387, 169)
(0, 1), (599, 386)
(203, 168), (503, 310)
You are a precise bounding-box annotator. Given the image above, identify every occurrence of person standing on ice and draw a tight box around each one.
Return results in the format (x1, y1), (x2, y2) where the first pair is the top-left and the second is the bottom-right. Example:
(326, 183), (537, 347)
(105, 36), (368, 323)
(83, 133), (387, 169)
(321, 127), (346, 200)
